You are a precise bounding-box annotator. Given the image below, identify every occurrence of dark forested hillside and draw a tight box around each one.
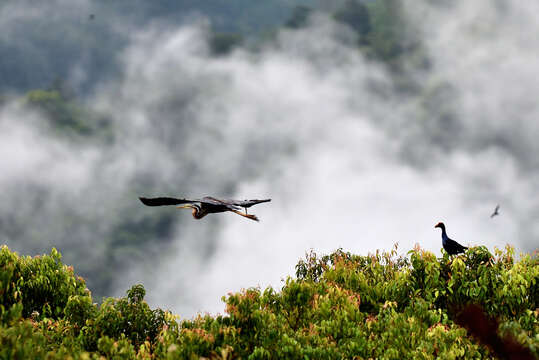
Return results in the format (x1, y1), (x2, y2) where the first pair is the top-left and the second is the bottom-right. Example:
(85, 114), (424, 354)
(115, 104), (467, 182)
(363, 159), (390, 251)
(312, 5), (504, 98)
(0, 0), (317, 93)
(104, 0), (317, 32)
(0, 0), (410, 94)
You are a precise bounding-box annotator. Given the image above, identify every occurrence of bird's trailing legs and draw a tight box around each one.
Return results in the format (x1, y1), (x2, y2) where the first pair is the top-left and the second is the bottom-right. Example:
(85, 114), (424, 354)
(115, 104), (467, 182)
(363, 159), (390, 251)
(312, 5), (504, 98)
(231, 209), (259, 222)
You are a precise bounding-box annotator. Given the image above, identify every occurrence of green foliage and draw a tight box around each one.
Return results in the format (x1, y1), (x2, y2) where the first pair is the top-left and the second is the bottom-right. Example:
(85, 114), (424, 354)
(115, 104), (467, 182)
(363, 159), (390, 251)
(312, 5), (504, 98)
(0, 245), (89, 320)
(364, 0), (410, 61)
(0, 245), (537, 358)
(97, 335), (137, 360)
(209, 32), (244, 56)
(24, 88), (112, 138)
(81, 284), (168, 351)
(0, 319), (51, 359)
(334, 0), (371, 40)
(330, 0), (427, 74)
(175, 245), (537, 359)
(284, 6), (313, 29)
(64, 295), (97, 329)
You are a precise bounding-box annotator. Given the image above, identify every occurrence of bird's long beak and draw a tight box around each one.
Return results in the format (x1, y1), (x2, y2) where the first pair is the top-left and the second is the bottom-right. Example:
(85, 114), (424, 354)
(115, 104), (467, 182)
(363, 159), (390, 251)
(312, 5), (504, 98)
(176, 205), (191, 209)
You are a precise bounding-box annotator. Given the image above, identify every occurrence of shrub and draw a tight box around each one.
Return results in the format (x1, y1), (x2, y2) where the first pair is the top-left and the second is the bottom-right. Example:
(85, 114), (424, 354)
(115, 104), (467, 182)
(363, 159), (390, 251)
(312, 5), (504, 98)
(81, 284), (168, 351)
(174, 245), (537, 359)
(0, 245), (89, 320)
(0, 244), (537, 359)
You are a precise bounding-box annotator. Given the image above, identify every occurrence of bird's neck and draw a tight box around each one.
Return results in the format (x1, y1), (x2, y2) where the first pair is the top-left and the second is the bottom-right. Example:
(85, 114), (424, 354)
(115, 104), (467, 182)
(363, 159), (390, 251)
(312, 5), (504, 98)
(192, 208), (207, 219)
(441, 228), (449, 242)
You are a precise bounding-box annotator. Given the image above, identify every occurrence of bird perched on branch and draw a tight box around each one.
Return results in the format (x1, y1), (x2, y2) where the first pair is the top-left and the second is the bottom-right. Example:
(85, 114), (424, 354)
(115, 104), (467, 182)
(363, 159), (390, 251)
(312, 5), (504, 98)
(139, 196), (271, 222)
(490, 204), (500, 218)
(434, 222), (468, 255)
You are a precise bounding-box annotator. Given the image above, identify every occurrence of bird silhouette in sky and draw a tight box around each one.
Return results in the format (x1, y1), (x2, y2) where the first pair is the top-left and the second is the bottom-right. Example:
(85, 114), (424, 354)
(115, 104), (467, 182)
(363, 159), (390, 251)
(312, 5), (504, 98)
(490, 204), (500, 218)
(139, 196), (271, 221)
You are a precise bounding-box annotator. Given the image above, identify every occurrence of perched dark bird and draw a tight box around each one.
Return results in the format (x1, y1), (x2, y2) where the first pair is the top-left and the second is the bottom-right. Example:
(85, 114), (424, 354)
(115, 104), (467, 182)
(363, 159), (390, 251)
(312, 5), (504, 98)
(490, 204), (500, 218)
(434, 222), (468, 255)
(139, 196), (271, 222)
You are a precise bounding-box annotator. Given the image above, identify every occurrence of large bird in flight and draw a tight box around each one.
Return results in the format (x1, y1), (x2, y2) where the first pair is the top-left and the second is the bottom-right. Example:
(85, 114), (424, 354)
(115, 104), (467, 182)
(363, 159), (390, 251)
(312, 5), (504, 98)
(435, 222), (468, 255)
(139, 196), (271, 221)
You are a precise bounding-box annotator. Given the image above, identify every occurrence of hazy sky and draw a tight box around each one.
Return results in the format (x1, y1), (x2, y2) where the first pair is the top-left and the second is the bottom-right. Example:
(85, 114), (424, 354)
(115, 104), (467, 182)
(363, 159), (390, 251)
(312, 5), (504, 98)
(1, 0), (537, 317)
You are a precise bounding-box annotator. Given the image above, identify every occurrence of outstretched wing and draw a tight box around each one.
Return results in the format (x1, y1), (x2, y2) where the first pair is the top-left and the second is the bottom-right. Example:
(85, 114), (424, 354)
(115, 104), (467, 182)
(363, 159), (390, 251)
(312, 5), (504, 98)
(199, 196), (241, 210)
(214, 198), (271, 208)
(139, 197), (198, 207)
(230, 199), (271, 208)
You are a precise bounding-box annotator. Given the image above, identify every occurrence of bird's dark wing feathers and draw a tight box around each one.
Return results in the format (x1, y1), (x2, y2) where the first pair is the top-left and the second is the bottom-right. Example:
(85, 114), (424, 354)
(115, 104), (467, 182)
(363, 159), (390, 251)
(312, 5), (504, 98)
(200, 197), (271, 209)
(203, 197), (271, 208)
(199, 197), (242, 211)
(228, 199), (272, 208)
(140, 196), (271, 211)
(447, 238), (467, 251)
(139, 197), (198, 207)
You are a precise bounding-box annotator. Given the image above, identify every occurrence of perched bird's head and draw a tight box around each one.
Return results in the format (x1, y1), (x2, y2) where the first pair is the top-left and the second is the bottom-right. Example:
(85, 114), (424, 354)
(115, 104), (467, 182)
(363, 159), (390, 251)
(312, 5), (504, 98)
(434, 222), (445, 230)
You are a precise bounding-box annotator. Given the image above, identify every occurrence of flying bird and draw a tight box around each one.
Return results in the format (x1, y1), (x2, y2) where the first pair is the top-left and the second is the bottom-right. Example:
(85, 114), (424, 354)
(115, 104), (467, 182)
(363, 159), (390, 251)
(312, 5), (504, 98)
(490, 204), (500, 218)
(434, 222), (468, 255)
(139, 196), (271, 222)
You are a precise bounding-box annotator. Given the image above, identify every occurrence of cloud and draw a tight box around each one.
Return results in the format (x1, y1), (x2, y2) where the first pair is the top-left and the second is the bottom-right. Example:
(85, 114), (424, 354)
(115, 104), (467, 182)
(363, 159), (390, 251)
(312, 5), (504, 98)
(0, 1), (537, 317)
(90, 13), (537, 316)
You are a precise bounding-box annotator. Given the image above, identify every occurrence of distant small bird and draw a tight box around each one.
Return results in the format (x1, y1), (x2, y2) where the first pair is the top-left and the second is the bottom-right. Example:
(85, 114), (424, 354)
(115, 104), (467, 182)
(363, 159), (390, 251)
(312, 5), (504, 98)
(139, 196), (271, 222)
(434, 222), (468, 255)
(490, 204), (500, 218)
(88, 14), (95, 20)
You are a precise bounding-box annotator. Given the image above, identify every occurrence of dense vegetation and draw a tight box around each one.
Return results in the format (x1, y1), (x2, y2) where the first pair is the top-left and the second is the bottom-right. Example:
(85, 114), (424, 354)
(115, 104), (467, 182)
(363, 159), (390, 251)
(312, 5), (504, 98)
(1, 244), (537, 359)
